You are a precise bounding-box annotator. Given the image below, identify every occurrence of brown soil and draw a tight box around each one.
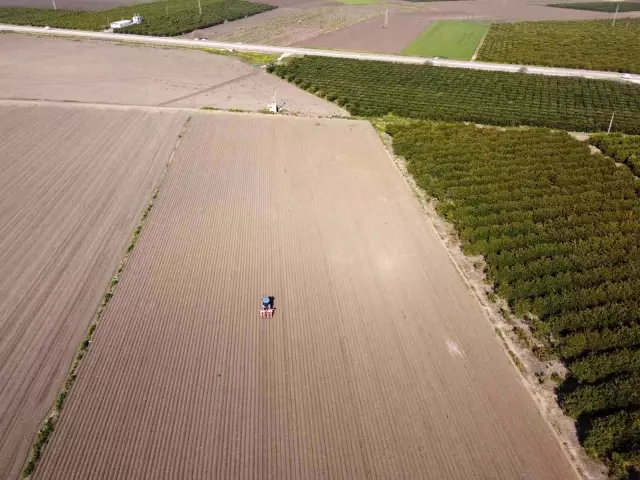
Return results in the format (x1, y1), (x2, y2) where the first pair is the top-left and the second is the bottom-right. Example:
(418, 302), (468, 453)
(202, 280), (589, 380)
(0, 0), (153, 10)
(35, 112), (577, 479)
(0, 34), (346, 117)
(210, 4), (386, 46)
(296, 12), (436, 54)
(0, 104), (187, 480)
(208, 0), (640, 53)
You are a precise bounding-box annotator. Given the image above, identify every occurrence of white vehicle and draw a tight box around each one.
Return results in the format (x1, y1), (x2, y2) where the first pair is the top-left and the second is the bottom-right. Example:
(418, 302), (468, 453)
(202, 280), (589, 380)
(622, 73), (632, 79)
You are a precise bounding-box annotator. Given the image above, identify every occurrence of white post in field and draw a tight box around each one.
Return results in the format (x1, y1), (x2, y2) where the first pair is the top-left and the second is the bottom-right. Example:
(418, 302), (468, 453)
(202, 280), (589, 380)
(608, 112), (615, 133)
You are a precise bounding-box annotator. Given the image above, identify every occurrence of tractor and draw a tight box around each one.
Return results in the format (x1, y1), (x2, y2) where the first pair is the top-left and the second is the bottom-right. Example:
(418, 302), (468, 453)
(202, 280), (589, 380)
(260, 296), (274, 318)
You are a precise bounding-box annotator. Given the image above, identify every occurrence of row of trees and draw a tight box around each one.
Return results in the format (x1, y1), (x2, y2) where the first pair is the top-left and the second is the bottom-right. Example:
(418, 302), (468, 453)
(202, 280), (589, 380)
(477, 20), (640, 74)
(591, 133), (640, 177)
(0, 0), (273, 36)
(272, 57), (640, 134)
(385, 120), (640, 476)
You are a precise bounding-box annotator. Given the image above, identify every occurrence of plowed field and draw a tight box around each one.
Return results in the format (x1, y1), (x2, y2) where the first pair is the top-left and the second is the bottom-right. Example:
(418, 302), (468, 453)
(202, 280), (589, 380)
(0, 104), (186, 479)
(35, 114), (576, 479)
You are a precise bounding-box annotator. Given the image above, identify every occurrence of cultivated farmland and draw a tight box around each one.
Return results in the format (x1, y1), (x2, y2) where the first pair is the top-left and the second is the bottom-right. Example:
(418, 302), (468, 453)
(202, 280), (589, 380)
(34, 113), (576, 479)
(0, 0), (273, 36)
(385, 120), (640, 476)
(272, 56), (640, 133)
(402, 20), (489, 60)
(590, 132), (640, 177)
(550, 2), (640, 13)
(477, 20), (640, 74)
(0, 35), (347, 117)
(0, 104), (187, 480)
(211, 5), (384, 46)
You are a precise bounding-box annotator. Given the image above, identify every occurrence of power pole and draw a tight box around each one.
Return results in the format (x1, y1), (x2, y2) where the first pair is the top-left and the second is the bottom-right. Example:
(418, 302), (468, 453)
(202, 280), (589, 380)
(612, 4), (619, 27)
(608, 112), (615, 133)
(52, 0), (56, 9)
(198, 0), (202, 16)
(383, 5), (388, 28)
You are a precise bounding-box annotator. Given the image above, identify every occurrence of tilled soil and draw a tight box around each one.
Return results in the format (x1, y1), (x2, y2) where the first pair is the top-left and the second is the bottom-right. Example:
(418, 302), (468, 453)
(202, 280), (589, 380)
(293, 0), (640, 53)
(35, 113), (577, 479)
(296, 12), (436, 54)
(0, 104), (187, 479)
(0, 34), (347, 117)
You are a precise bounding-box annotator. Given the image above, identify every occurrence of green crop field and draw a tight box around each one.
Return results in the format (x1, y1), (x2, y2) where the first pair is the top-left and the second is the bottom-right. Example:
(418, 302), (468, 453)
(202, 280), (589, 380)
(385, 119), (640, 478)
(402, 21), (489, 60)
(477, 20), (640, 74)
(590, 133), (640, 177)
(0, 0), (274, 36)
(270, 56), (640, 133)
(550, 2), (640, 12)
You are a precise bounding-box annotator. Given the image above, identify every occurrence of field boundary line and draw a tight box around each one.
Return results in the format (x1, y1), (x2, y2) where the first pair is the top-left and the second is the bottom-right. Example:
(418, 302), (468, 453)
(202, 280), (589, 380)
(20, 115), (193, 479)
(0, 98), (350, 120)
(372, 121), (600, 480)
(471, 22), (491, 61)
(156, 71), (260, 107)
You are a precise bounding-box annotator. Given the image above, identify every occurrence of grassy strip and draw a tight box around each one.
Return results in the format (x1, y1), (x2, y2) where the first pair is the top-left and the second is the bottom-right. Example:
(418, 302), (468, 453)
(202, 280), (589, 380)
(550, 2), (640, 13)
(402, 21), (489, 60)
(270, 56), (640, 134)
(0, 0), (275, 37)
(477, 20), (640, 74)
(20, 117), (191, 478)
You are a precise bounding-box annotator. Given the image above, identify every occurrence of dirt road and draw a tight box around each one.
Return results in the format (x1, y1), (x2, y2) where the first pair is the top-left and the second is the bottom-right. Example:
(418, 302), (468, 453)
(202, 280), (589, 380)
(0, 104), (186, 479)
(35, 113), (577, 479)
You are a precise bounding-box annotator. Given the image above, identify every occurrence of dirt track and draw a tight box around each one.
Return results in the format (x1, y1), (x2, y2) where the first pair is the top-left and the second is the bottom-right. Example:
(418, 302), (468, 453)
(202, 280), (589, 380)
(0, 0), (153, 10)
(0, 104), (186, 479)
(35, 113), (576, 479)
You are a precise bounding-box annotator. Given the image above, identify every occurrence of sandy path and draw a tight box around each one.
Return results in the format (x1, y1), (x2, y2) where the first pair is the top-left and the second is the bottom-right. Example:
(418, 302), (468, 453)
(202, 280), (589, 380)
(0, 104), (186, 479)
(35, 113), (575, 479)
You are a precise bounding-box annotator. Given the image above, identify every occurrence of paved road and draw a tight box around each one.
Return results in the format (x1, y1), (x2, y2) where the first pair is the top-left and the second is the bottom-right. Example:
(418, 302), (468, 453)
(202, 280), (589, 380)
(2, 23), (640, 83)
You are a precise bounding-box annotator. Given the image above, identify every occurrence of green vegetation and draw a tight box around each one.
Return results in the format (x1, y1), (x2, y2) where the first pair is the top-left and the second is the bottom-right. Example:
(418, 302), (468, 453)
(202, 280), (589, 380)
(550, 2), (640, 13)
(403, 21), (488, 60)
(590, 133), (640, 177)
(334, 0), (381, 4)
(384, 119), (640, 476)
(271, 56), (640, 133)
(0, 0), (274, 36)
(227, 51), (279, 65)
(477, 20), (640, 74)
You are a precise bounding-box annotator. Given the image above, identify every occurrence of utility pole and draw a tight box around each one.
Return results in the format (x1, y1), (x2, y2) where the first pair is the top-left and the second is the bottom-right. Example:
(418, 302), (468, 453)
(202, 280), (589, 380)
(383, 5), (388, 28)
(52, 0), (56, 9)
(198, 0), (202, 16)
(608, 112), (615, 133)
(612, 4), (619, 27)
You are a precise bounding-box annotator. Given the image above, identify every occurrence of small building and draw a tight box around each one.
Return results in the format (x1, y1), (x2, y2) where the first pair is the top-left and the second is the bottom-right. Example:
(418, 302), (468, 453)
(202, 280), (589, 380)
(110, 15), (142, 30)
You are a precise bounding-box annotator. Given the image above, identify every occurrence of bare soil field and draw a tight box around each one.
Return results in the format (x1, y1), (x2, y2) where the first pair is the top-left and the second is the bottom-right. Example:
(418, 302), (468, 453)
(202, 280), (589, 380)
(206, 0), (639, 53)
(209, 5), (386, 45)
(0, 34), (346, 116)
(296, 12), (436, 53)
(0, 104), (187, 479)
(396, 0), (640, 21)
(35, 113), (576, 479)
(0, 0), (152, 9)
